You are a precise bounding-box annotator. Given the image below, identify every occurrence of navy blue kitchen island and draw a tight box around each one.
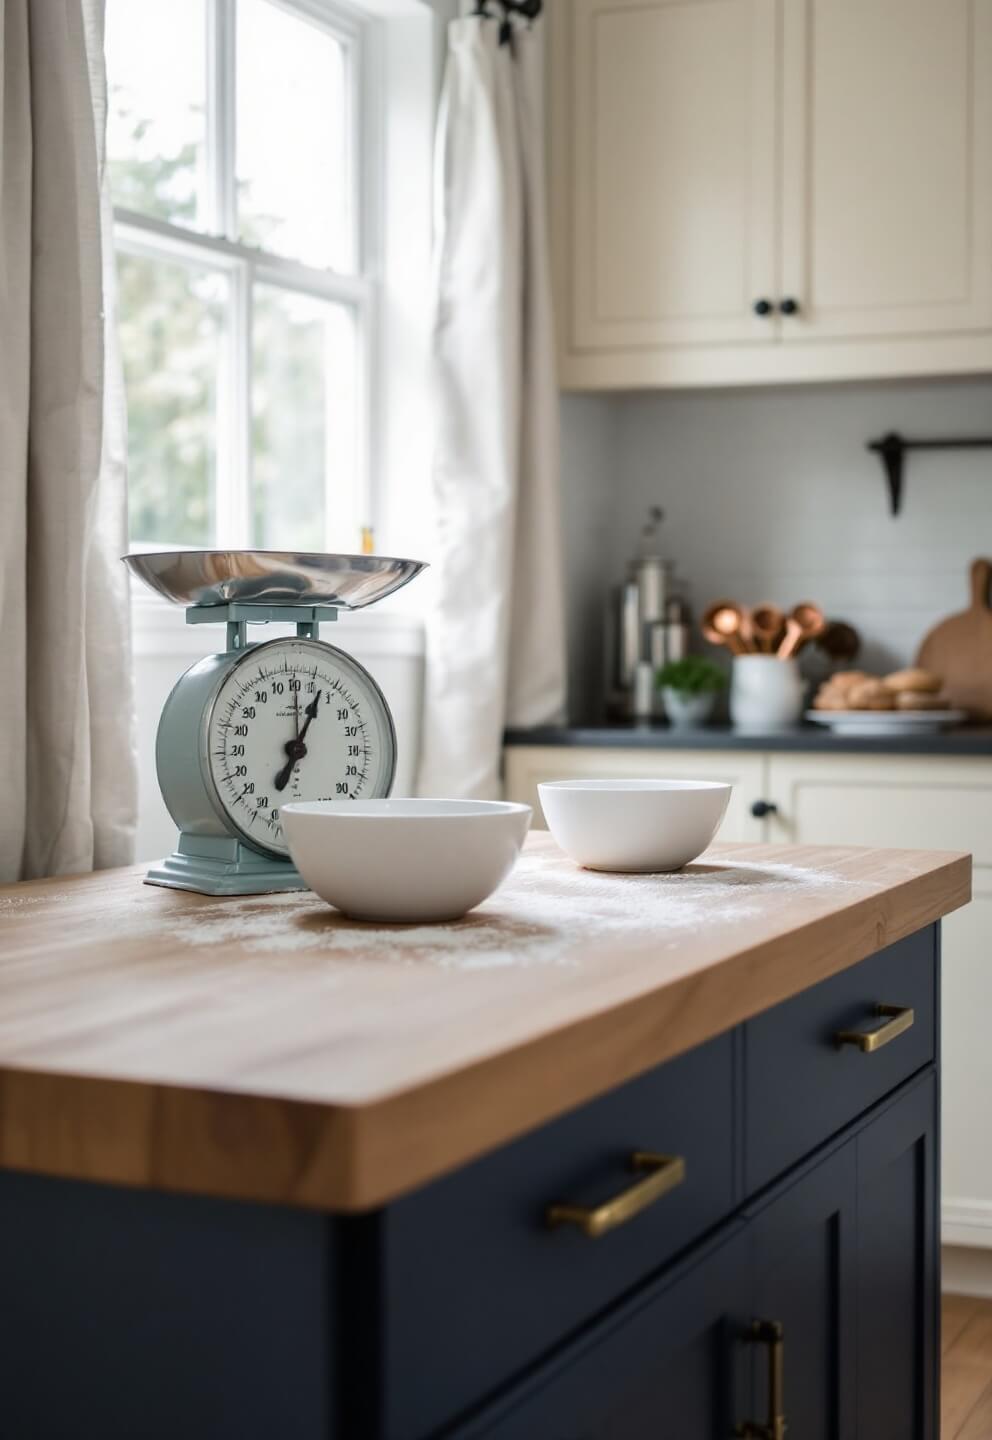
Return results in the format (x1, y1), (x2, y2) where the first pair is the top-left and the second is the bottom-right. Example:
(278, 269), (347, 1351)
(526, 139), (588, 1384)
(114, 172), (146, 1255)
(0, 839), (971, 1438)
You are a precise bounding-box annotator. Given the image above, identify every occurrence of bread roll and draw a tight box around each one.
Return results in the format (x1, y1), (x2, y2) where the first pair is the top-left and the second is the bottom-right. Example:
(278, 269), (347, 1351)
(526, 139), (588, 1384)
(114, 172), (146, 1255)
(883, 668), (942, 694)
(893, 691), (949, 711)
(847, 679), (895, 710)
(830, 670), (871, 694)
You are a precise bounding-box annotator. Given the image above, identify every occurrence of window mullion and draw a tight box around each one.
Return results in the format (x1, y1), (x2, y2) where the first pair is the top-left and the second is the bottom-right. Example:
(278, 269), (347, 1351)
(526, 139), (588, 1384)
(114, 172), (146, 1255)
(209, 0), (245, 547)
(115, 209), (369, 303)
(214, 257), (252, 547)
(236, 259), (254, 547)
(207, 0), (237, 239)
(356, 290), (374, 550)
(355, 15), (381, 548)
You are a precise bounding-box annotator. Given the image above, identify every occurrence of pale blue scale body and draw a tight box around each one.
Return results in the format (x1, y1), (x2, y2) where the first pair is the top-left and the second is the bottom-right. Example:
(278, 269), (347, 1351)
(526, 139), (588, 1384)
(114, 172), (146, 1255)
(149, 604), (397, 895)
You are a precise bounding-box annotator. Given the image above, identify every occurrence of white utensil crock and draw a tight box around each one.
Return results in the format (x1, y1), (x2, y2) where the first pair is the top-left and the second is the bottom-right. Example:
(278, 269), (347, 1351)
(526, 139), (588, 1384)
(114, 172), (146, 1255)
(730, 655), (803, 733)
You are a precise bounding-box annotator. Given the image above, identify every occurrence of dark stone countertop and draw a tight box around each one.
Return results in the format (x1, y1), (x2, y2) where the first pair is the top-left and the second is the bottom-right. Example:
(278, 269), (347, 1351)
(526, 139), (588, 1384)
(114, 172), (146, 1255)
(504, 723), (992, 757)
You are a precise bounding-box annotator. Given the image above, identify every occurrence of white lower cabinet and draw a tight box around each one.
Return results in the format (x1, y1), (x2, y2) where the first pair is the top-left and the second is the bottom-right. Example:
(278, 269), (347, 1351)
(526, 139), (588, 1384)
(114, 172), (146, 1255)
(503, 744), (992, 1252)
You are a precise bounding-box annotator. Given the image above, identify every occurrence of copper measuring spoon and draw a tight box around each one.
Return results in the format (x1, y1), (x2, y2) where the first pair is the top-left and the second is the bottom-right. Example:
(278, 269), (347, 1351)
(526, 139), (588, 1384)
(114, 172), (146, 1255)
(701, 600), (750, 655)
(750, 603), (786, 654)
(777, 617), (805, 659)
(778, 602), (826, 658)
(790, 601), (826, 644)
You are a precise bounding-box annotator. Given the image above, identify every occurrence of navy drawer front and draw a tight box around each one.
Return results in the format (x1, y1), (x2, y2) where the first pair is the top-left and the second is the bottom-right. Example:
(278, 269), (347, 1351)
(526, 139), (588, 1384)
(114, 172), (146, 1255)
(744, 927), (936, 1194)
(448, 1223), (752, 1440)
(381, 1033), (736, 1440)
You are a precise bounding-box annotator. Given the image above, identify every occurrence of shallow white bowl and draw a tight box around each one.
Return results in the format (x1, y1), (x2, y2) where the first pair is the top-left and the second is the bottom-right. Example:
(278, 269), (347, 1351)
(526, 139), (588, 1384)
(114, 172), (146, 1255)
(281, 799), (532, 923)
(538, 778), (732, 873)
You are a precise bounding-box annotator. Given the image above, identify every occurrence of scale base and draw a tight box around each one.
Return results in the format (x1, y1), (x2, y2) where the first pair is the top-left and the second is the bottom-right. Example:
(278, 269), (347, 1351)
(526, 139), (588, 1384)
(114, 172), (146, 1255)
(145, 833), (307, 897)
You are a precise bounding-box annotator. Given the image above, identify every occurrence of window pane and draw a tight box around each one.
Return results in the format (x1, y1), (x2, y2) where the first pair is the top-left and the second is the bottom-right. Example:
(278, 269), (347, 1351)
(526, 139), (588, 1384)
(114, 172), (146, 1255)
(106, 0), (207, 228)
(252, 286), (358, 551)
(237, 0), (351, 270)
(119, 251), (226, 547)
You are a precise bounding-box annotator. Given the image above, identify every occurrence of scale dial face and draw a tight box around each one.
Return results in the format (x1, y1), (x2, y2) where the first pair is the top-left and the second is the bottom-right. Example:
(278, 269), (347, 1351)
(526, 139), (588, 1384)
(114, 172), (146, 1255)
(205, 637), (395, 858)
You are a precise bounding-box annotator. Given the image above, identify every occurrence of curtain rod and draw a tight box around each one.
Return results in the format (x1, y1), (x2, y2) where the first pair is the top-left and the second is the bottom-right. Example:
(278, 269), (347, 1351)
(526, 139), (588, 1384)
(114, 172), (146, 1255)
(867, 430), (992, 515)
(474, 1), (543, 21)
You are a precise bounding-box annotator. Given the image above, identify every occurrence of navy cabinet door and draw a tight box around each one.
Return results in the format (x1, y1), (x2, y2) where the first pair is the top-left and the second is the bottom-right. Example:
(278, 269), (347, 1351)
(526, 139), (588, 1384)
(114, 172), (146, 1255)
(746, 1140), (858, 1440)
(448, 1052), (937, 1440)
(856, 1073), (938, 1440)
(0, 1172), (332, 1440)
(452, 1226), (752, 1440)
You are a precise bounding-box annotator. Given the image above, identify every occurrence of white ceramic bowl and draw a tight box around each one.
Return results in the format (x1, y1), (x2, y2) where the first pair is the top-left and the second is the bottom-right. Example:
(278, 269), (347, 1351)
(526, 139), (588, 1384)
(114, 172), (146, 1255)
(538, 778), (732, 873)
(281, 799), (532, 923)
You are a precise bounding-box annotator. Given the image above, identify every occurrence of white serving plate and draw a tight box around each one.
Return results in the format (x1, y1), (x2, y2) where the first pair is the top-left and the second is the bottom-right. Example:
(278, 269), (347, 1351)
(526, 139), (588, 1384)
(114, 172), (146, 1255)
(805, 709), (967, 737)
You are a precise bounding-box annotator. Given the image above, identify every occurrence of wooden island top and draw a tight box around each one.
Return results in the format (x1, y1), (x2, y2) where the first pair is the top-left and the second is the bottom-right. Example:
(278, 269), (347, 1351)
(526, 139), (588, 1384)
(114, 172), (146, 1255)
(0, 835), (970, 1211)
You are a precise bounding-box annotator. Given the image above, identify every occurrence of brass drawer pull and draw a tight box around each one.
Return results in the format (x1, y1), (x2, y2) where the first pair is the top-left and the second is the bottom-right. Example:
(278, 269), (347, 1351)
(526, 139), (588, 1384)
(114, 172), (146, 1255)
(737, 1318), (786, 1440)
(546, 1152), (686, 1239)
(835, 1003), (915, 1053)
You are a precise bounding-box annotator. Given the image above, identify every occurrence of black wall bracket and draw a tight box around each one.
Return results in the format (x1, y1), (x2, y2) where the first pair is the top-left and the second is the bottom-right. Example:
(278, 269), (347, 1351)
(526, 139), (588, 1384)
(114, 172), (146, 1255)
(867, 431), (992, 516)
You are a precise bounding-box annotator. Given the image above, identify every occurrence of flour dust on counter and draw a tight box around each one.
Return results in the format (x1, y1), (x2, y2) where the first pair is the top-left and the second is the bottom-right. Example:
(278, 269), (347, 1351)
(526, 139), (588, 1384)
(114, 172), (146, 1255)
(93, 889), (582, 973)
(498, 845), (857, 952)
(10, 846), (862, 976)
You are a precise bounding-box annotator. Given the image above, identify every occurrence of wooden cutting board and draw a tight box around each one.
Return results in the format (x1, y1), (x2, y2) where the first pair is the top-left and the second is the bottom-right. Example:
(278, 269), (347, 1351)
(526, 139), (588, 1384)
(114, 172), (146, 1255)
(918, 558), (992, 719)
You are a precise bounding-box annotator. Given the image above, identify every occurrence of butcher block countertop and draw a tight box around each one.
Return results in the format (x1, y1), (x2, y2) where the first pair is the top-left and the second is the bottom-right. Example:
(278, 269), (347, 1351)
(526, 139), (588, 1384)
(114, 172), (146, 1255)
(0, 836), (970, 1212)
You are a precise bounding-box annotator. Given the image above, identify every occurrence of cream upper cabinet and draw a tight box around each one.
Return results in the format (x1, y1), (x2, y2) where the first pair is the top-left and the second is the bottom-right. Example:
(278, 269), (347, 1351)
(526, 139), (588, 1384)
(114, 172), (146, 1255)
(780, 0), (992, 345)
(562, 0), (779, 352)
(551, 0), (992, 388)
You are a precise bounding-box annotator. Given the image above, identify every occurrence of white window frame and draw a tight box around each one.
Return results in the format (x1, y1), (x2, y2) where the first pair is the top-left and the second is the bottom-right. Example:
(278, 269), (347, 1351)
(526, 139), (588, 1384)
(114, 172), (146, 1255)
(113, 0), (382, 553)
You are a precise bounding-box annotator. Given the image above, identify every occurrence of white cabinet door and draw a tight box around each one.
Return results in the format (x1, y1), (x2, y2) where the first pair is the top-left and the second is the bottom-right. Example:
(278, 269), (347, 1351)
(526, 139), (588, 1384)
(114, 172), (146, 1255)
(780, 0), (992, 343)
(555, 0), (779, 354)
(503, 746), (769, 842)
(551, 0), (992, 387)
(766, 752), (992, 1251)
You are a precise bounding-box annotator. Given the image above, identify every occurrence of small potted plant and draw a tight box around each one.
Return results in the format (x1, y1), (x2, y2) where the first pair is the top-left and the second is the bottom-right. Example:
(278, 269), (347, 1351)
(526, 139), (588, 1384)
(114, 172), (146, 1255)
(657, 656), (726, 730)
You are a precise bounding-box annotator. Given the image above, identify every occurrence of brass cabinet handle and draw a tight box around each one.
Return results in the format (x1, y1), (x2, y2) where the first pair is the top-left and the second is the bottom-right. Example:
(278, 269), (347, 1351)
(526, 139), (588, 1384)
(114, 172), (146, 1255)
(546, 1152), (686, 1239)
(834, 1003), (914, 1053)
(737, 1318), (786, 1440)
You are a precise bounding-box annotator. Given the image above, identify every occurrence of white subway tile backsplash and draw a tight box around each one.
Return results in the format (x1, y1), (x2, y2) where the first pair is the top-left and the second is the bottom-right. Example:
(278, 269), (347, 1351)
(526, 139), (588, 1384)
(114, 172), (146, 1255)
(560, 378), (992, 713)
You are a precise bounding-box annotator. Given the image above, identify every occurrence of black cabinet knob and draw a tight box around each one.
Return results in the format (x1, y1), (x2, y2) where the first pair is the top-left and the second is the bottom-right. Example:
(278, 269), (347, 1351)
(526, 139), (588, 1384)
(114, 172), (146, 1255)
(751, 799), (778, 819)
(753, 298), (773, 317)
(778, 297), (800, 315)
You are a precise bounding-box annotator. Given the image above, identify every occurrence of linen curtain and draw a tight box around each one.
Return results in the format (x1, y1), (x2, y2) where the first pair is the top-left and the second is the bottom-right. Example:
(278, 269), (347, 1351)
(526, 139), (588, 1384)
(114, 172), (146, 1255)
(0, 0), (137, 882)
(417, 12), (566, 799)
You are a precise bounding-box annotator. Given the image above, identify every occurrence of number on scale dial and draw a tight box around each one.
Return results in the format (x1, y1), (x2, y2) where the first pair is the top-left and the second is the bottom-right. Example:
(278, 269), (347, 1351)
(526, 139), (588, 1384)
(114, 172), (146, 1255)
(207, 637), (395, 858)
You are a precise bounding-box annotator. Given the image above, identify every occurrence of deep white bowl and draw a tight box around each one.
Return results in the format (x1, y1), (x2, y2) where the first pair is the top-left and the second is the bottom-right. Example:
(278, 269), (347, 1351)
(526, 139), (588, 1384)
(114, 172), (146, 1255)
(538, 778), (732, 873)
(281, 799), (532, 923)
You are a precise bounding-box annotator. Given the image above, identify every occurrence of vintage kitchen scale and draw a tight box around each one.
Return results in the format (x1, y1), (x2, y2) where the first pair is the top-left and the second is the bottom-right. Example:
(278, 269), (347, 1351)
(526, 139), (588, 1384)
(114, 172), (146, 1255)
(123, 549), (426, 895)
